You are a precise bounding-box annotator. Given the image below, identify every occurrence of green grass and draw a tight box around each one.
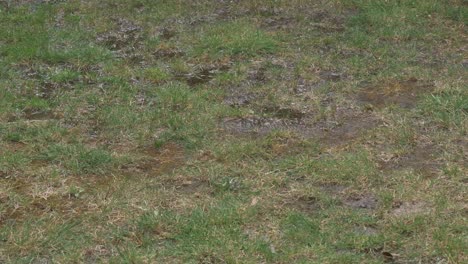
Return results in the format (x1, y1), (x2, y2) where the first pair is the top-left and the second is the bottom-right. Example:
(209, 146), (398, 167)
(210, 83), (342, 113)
(0, 0), (466, 263)
(190, 20), (278, 58)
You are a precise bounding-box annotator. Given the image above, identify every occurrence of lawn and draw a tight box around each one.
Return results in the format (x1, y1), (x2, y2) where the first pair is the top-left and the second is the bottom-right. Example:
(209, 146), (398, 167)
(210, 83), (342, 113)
(0, 0), (466, 263)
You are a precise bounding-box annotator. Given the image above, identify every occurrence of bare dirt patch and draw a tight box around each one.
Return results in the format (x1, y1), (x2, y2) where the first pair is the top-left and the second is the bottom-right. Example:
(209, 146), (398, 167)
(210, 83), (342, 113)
(392, 201), (429, 217)
(343, 193), (378, 210)
(221, 116), (306, 136)
(223, 92), (257, 107)
(318, 183), (347, 195)
(319, 71), (345, 82)
(378, 144), (441, 177)
(157, 27), (177, 40)
(23, 109), (56, 121)
(356, 78), (435, 109)
(262, 106), (306, 119)
(221, 106), (379, 147)
(122, 143), (185, 176)
(293, 77), (324, 94)
(287, 195), (321, 214)
(96, 18), (143, 60)
(165, 177), (211, 195)
(261, 16), (297, 30)
(153, 46), (185, 59)
(0, 179), (94, 226)
(308, 112), (379, 146)
(176, 63), (231, 87)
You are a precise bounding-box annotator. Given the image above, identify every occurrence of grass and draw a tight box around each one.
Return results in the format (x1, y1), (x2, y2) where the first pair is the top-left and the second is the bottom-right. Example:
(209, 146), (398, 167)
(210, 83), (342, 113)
(0, 0), (466, 263)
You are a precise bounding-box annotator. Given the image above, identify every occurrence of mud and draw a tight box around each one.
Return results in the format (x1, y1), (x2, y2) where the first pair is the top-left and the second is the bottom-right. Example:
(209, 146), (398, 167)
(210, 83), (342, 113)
(123, 143), (185, 176)
(223, 93), (257, 107)
(222, 106), (379, 147)
(289, 196), (321, 214)
(96, 19), (143, 60)
(356, 78), (435, 109)
(378, 144), (441, 177)
(158, 27), (177, 40)
(305, 109), (380, 146)
(221, 116), (306, 135)
(177, 63), (231, 87)
(262, 106), (306, 119)
(247, 66), (267, 83)
(153, 47), (185, 59)
(0, 184), (87, 226)
(261, 16), (297, 30)
(35, 82), (57, 99)
(293, 78), (324, 94)
(344, 194), (378, 210)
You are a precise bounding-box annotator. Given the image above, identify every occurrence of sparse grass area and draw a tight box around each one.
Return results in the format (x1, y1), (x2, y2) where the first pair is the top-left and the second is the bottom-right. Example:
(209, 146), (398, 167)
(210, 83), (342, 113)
(0, 0), (466, 263)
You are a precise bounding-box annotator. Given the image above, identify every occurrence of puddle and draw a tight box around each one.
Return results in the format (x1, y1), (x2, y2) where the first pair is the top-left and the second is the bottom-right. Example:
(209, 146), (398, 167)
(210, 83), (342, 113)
(356, 78), (435, 109)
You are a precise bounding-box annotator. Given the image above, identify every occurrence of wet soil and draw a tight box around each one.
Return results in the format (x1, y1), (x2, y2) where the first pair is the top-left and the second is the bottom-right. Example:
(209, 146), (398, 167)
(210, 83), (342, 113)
(307, 111), (379, 146)
(343, 194), (378, 210)
(122, 143), (185, 176)
(356, 78), (435, 109)
(378, 144), (441, 177)
(0, 179), (90, 226)
(223, 93), (257, 107)
(293, 78), (324, 94)
(262, 106), (306, 119)
(153, 47), (185, 59)
(176, 63), (231, 87)
(221, 106), (379, 148)
(221, 116), (306, 136)
(158, 27), (177, 40)
(288, 196), (321, 214)
(96, 19), (143, 60)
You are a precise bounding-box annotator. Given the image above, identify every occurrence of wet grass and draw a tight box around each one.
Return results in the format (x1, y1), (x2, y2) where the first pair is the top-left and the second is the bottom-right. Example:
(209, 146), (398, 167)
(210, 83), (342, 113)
(0, 0), (467, 263)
